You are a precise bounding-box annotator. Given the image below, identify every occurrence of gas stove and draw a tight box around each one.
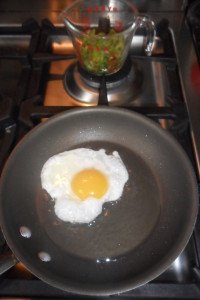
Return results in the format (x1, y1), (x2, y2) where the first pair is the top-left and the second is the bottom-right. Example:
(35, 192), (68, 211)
(0, 0), (200, 299)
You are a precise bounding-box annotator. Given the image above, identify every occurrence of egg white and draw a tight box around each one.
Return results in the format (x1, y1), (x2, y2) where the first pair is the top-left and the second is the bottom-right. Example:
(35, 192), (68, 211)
(41, 148), (129, 224)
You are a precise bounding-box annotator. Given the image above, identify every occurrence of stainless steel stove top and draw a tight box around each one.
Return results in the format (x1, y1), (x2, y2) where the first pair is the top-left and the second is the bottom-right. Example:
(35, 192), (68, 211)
(1, 2), (199, 175)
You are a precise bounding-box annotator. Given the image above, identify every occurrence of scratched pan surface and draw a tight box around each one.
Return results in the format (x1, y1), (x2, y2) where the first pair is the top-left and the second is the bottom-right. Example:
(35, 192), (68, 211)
(0, 107), (198, 295)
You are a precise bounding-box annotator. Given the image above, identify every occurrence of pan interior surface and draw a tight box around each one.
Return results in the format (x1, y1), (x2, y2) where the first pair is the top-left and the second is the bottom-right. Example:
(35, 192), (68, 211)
(37, 141), (161, 260)
(0, 107), (198, 295)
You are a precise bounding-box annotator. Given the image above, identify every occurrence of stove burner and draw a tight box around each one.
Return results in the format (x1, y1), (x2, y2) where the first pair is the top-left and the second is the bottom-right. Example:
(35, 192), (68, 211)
(63, 58), (143, 105)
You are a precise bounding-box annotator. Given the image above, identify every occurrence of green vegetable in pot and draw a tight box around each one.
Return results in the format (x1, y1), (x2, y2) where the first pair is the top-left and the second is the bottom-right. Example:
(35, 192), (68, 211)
(77, 28), (125, 75)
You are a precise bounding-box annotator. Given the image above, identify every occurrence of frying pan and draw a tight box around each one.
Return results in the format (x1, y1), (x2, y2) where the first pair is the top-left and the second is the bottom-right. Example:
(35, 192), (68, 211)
(0, 107), (198, 296)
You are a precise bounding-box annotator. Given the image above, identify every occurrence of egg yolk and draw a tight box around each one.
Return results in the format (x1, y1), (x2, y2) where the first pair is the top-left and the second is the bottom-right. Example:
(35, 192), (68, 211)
(71, 169), (108, 200)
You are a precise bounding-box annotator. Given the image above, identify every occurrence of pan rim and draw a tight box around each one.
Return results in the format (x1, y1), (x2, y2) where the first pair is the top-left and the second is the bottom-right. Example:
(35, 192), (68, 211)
(0, 106), (199, 296)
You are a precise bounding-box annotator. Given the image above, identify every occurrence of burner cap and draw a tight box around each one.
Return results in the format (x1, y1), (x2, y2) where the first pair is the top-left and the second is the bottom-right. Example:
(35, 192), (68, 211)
(63, 58), (143, 106)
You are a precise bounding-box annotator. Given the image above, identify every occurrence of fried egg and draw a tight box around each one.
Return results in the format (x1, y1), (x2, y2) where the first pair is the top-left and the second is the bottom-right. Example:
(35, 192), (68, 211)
(41, 148), (129, 224)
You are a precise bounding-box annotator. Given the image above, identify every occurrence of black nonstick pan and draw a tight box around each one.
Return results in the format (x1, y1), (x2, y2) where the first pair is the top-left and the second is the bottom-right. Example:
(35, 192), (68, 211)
(0, 107), (198, 296)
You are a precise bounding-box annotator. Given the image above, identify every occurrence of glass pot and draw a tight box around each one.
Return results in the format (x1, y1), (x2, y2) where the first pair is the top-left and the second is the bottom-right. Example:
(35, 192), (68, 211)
(60, 0), (155, 75)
